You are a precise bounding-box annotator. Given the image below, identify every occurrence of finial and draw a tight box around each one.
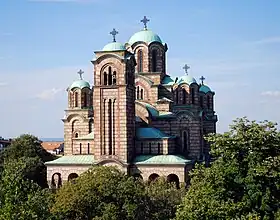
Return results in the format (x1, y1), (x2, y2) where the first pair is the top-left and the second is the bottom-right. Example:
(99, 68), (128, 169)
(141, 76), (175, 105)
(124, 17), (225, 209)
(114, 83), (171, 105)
(183, 64), (190, 75)
(200, 76), (205, 85)
(141, 16), (150, 30)
(109, 28), (118, 42)
(77, 69), (84, 80)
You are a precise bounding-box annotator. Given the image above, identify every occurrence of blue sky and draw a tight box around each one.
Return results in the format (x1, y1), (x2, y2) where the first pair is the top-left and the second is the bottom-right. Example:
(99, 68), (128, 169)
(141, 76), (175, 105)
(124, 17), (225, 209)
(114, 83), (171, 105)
(0, 0), (280, 138)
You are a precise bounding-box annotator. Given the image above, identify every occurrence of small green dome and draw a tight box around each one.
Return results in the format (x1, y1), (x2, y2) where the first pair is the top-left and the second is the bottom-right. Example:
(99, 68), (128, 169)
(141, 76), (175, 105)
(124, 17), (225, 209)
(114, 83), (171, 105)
(102, 42), (125, 51)
(128, 29), (162, 45)
(69, 80), (91, 90)
(162, 75), (174, 85)
(199, 85), (212, 93)
(178, 75), (197, 85)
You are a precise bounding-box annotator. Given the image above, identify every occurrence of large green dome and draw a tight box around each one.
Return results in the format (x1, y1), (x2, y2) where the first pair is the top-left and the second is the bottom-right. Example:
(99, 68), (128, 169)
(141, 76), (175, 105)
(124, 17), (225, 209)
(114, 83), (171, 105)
(128, 29), (162, 45)
(199, 84), (212, 93)
(102, 42), (126, 51)
(178, 75), (197, 85)
(69, 80), (91, 90)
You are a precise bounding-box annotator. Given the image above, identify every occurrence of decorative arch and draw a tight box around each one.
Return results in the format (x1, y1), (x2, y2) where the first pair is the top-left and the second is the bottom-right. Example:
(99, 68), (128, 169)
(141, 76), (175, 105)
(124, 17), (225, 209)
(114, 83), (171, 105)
(149, 173), (159, 182)
(51, 173), (62, 189)
(96, 158), (125, 170)
(68, 173), (79, 182)
(137, 49), (143, 73)
(167, 174), (180, 189)
(66, 114), (88, 123)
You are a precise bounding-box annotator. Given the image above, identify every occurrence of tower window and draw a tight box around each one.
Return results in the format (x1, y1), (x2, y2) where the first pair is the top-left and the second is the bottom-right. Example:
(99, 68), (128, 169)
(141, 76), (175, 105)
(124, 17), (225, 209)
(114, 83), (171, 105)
(137, 50), (143, 72)
(83, 92), (87, 107)
(191, 88), (195, 104)
(108, 67), (112, 85)
(140, 89), (144, 100)
(207, 96), (211, 109)
(74, 92), (78, 107)
(136, 86), (140, 99)
(149, 143), (152, 154)
(176, 89), (179, 104)
(79, 143), (82, 154)
(157, 143), (161, 154)
(152, 49), (157, 72)
(87, 143), (90, 154)
(200, 96), (204, 108)
(112, 71), (117, 85)
(75, 133), (78, 138)
(182, 89), (187, 104)
(89, 119), (93, 133)
(183, 131), (189, 152)
(104, 72), (108, 85)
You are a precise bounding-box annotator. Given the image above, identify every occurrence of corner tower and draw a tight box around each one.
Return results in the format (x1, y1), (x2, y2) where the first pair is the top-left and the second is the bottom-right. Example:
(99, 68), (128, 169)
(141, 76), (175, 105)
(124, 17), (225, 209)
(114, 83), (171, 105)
(92, 29), (136, 163)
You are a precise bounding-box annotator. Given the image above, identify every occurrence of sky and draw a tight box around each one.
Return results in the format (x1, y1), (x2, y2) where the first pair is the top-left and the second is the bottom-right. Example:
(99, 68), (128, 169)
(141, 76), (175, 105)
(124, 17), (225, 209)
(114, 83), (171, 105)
(0, 0), (280, 139)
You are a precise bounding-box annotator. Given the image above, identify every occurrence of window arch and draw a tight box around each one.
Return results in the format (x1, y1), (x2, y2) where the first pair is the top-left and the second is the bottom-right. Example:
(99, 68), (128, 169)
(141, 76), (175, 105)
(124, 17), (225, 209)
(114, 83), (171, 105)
(137, 49), (143, 72)
(74, 92), (78, 107)
(152, 49), (157, 72)
(182, 89), (187, 104)
(191, 88), (195, 104)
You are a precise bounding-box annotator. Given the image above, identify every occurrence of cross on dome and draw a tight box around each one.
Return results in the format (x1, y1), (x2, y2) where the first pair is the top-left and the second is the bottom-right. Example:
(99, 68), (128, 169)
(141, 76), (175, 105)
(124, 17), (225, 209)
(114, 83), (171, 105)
(141, 16), (150, 30)
(110, 28), (118, 42)
(77, 69), (84, 80)
(200, 76), (205, 84)
(183, 64), (190, 75)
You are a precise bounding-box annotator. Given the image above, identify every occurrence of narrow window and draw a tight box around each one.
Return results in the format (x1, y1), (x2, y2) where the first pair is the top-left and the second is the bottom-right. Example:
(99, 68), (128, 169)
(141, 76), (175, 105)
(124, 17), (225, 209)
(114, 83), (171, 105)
(79, 143), (82, 154)
(207, 96), (211, 109)
(176, 89), (179, 104)
(200, 96), (203, 108)
(149, 143), (152, 154)
(182, 89), (187, 104)
(83, 92), (87, 107)
(157, 143), (161, 154)
(191, 88), (195, 104)
(137, 86), (140, 99)
(87, 143), (90, 154)
(140, 89), (144, 100)
(89, 119), (93, 133)
(74, 92), (78, 107)
(108, 67), (112, 85)
(112, 71), (117, 85)
(104, 72), (107, 85)
(108, 99), (113, 155)
(152, 49), (157, 72)
(137, 50), (143, 72)
(183, 131), (188, 152)
(75, 133), (78, 138)
(141, 142), (143, 154)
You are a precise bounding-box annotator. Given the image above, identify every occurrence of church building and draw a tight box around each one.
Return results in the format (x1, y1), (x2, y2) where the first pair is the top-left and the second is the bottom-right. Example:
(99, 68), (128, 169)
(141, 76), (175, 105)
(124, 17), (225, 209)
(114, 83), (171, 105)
(46, 16), (218, 188)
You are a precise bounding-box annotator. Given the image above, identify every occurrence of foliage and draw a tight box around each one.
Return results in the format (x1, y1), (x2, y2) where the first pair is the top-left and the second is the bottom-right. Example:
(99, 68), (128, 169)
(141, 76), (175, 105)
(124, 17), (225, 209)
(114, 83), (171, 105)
(145, 177), (186, 220)
(0, 134), (56, 187)
(175, 118), (280, 220)
(0, 157), (53, 220)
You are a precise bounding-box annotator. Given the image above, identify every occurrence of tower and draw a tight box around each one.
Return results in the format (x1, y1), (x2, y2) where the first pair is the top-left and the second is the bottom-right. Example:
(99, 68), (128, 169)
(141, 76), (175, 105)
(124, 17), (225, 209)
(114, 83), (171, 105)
(92, 29), (136, 163)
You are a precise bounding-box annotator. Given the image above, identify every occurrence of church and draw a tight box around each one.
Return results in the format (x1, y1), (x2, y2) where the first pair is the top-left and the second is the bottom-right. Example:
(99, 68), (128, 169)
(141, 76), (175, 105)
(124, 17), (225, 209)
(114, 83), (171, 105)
(46, 16), (218, 188)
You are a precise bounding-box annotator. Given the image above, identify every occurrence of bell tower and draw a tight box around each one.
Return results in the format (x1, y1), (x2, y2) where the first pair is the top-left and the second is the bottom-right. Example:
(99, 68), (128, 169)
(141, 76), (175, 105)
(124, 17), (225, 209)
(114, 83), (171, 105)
(92, 29), (136, 163)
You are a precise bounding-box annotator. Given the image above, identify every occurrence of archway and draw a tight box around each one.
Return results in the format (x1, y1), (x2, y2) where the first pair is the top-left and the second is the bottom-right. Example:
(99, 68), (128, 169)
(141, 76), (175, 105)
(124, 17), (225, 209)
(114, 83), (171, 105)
(68, 173), (79, 182)
(148, 173), (159, 182)
(167, 174), (180, 189)
(51, 173), (62, 189)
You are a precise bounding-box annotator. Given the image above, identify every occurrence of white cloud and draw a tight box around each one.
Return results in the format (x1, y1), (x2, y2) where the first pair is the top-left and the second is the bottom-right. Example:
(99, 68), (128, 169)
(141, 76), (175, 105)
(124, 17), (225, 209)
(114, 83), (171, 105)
(250, 37), (280, 45)
(261, 91), (280, 97)
(35, 88), (63, 100)
(0, 82), (8, 87)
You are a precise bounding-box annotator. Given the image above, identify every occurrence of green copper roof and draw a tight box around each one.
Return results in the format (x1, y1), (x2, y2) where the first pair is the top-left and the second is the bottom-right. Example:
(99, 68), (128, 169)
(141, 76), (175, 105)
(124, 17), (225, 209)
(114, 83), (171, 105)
(199, 84), (212, 93)
(74, 132), (94, 140)
(69, 80), (91, 90)
(102, 42), (126, 51)
(133, 155), (191, 165)
(178, 75), (197, 86)
(136, 127), (175, 139)
(128, 29), (162, 45)
(45, 155), (95, 165)
(145, 103), (159, 116)
(162, 75), (174, 85)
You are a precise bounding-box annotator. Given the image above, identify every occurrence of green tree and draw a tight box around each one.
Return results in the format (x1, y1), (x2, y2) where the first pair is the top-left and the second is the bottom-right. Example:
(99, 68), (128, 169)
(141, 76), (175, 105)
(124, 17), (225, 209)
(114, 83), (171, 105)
(0, 134), (56, 187)
(0, 157), (53, 220)
(175, 118), (280, 220)
(51, 166), (151, 220)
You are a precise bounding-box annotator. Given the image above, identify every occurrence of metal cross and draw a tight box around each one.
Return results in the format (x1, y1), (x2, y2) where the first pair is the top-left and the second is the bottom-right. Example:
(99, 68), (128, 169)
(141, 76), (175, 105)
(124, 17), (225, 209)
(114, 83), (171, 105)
(200, 76), (205, 84)
(110, 28), (118, 42)
(183, 64), (190, 75)
(77, 69), (84, 80)
(141, 16), (150, 29)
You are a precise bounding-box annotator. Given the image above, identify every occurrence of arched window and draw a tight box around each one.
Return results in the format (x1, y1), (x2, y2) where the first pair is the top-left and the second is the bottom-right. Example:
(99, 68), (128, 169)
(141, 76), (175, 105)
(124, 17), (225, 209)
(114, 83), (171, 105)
(108, 67), (112, 85)
(87, 143), (90, 154)
(182, 89), (187, 104)
(137, 50), (143, 72)
(152, 49), (157, 72)
(74, 92), (78, 107)
(89, 119), (93, 133)
(200, 96), (204, 108)
(136, 86), (140, 99)
(83, 92), (87, 107)
(104, 72), (107, 85)
(176, 89), (179, 104)
(191, 88), (195, 104)
(75, 133), (78, 138)
(149, 143), (152, 154)
(79, 143), (82, 154)
(112, 71), (117, 85)
(183, 131), (189, 152)
(207, 96), (211, 109)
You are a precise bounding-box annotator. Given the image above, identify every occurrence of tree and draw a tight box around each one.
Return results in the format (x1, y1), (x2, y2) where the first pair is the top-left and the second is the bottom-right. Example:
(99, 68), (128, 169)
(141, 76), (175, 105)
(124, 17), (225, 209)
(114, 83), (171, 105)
(0, 134), (56, 187)
(51, 166), (151, 220)
(175, 118), (280, 220)
(0, 157), (53, 220)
